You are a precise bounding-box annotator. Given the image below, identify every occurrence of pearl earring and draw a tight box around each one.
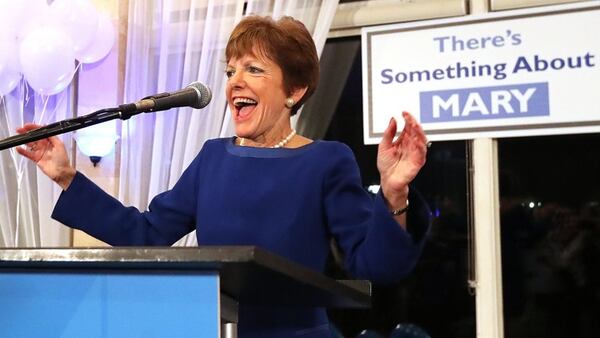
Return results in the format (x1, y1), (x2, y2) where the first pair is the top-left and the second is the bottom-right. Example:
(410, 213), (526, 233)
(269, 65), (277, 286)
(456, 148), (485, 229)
(285, 98), (295, 109)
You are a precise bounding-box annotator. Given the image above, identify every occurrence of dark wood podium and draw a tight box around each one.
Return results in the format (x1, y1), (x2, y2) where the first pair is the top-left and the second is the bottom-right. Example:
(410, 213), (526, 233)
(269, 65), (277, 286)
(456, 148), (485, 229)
(0, 246), (370, 338)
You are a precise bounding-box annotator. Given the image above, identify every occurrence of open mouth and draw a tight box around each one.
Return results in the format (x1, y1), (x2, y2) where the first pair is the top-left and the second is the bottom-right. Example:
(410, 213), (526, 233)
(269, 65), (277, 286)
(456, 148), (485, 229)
(233, 97), (257, 119)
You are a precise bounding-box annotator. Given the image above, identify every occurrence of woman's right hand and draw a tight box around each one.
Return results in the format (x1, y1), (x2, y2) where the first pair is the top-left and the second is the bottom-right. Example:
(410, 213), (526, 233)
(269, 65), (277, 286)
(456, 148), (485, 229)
(15, 123), (76, 190)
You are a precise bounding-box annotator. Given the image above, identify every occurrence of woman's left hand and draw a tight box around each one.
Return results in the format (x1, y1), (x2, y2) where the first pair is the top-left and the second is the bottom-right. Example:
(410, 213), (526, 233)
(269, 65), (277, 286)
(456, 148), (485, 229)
(377, 111), (428, 202)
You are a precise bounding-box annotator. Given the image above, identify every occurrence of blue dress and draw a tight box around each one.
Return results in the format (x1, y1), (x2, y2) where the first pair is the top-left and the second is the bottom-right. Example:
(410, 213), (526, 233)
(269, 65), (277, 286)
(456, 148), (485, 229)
(52, 137), (431, 337)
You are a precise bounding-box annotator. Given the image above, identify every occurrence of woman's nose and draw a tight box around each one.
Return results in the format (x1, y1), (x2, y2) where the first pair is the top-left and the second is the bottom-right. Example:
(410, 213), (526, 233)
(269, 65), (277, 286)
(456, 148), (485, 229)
(228, 71), (245, 88)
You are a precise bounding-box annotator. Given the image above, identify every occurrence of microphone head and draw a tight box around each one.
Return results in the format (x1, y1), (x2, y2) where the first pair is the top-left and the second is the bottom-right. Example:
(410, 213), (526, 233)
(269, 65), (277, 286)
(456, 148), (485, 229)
(186, 82), (212, 109)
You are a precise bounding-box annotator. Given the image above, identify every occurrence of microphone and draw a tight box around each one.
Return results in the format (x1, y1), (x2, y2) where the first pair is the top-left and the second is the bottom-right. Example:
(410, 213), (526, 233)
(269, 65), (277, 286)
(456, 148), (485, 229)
(119, 82), (212, 115)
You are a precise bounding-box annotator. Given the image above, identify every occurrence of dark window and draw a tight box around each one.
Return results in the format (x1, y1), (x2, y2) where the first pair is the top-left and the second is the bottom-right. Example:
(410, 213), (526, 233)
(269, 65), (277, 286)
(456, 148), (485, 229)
(322, 36), (475, 338)
(499, 135), (600, 338)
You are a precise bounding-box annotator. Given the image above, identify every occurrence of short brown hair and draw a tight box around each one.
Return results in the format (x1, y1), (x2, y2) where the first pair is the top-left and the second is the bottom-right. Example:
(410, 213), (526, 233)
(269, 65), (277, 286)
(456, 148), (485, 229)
(226, 16), (319, 115)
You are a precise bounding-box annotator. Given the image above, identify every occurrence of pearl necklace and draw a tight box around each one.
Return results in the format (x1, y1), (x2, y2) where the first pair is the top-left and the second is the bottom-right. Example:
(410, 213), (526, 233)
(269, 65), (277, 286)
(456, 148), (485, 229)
(239, 129), (296, 148)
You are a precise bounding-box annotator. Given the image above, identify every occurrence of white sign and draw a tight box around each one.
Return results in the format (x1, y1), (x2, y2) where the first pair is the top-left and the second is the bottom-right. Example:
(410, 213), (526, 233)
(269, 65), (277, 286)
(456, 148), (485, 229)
(362, 2), (600, 143)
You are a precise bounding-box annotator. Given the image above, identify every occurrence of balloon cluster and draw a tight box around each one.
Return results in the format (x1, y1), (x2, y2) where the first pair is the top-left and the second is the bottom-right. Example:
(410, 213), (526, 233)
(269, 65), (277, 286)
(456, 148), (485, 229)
(0, 0), (115, 96)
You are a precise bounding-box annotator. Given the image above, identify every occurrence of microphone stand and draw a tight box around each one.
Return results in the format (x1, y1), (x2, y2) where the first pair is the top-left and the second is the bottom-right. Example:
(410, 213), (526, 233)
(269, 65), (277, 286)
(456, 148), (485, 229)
(0, 106), (143, 151)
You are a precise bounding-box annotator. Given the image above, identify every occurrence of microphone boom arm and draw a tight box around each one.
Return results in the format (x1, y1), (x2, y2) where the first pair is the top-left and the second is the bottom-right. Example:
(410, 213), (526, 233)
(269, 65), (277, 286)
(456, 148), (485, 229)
(0, 81), (211, 151)
(0, 106), (142, 151)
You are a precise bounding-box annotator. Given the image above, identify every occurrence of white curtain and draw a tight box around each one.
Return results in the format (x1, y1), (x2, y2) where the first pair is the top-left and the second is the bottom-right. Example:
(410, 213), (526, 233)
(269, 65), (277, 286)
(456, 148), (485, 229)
(119, 0), (338, 247)
(0, 85), (72, 247)
(245, 0), (338, 56)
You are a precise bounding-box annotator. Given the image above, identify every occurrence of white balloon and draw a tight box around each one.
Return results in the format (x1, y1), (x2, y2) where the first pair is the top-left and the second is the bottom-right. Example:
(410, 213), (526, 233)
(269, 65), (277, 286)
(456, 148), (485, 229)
(0, 0), (49, 42)
(19, 27), (75, 95)
(0, 37), (22, 95)
(50, 0), (99, 57)
(77, 12), (116, 64)
(20, 4), (57, 45)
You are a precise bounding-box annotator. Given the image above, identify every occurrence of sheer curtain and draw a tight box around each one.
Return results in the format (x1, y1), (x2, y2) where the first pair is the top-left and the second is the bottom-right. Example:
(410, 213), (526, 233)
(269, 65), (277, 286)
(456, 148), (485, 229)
(119, 0), (245, 246)
(245, 0), (338, 58)
(0, 85), (72, 247)
(119, 0), (338, 246)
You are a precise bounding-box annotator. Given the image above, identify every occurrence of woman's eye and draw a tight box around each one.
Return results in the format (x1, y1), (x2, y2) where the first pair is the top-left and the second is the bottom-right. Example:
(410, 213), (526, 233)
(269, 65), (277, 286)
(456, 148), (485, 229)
(248, 66), (263, 74)
(225, 69), (234, 78)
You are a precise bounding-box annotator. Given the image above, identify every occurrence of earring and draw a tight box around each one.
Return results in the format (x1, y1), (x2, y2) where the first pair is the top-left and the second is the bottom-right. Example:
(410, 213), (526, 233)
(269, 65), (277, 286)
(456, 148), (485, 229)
(285, 97), (295, 109)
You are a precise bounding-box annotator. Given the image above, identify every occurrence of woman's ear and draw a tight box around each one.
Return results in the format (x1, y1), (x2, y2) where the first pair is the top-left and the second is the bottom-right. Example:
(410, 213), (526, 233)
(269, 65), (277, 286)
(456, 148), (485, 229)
(290, 86), (308, 104)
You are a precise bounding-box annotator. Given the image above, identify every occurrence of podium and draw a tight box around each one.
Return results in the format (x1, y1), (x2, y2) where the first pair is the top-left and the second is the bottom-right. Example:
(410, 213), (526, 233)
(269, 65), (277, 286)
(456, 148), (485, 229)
(0, 246), (370, 338)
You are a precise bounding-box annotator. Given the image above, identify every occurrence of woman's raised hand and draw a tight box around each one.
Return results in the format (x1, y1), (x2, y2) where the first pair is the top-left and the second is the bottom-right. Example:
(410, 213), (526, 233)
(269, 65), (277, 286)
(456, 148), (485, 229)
(377, 112), (428, 204)
(15, 123), (76, 190)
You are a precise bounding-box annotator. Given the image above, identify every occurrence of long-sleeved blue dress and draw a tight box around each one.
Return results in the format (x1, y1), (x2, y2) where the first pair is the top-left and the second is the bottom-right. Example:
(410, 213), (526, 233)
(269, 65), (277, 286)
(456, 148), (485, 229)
(52, 137), (431, 338)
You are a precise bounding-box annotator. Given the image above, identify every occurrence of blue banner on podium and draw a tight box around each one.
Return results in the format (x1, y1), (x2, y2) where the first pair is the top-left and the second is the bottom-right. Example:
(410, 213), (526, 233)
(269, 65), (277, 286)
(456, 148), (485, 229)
(0, 272), (219, 337)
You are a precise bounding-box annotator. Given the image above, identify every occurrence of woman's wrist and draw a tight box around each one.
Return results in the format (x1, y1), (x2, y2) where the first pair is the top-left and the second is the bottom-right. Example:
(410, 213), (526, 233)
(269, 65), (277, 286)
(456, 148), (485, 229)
(55, 167), (76, 191)
(381, 184), (410, 213)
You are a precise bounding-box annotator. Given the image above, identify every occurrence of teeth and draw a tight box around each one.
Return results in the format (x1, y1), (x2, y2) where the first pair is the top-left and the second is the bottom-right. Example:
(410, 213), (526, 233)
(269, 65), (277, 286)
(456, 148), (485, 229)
(233, 97), (257, 106)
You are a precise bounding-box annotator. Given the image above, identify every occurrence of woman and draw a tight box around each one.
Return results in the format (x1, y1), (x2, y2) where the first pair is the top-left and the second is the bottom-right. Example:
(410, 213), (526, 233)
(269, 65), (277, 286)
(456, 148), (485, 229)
(17, 16), (431, 338)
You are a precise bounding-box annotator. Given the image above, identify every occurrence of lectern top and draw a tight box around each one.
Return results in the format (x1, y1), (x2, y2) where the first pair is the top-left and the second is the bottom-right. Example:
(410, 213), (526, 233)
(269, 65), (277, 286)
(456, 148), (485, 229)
(0, 246), (371, 308)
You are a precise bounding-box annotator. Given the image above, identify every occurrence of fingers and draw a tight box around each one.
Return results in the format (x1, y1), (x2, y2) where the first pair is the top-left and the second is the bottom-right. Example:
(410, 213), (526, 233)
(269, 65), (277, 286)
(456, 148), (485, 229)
(397, 112), (428, 166)
(15, 145), (37, 161)
(388, 113), (419, 150)
(46, 135), (63, 148)
(16, 123), (43, 134)
(15, 123), (63, 154)
(16, 138), (51, 163)
(402, 111), (428, 145)
(382, 112), (429, 154)
(392, 119), (406, 147)
(403, 112), (425, 138)
(380, 117), (397, 149)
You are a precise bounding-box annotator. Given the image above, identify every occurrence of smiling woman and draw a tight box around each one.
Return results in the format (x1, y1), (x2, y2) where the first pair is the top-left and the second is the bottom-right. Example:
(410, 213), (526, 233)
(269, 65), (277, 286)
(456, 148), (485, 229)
(226, 16), (319, 115)
(226, 52), (302, 147)
(224, 16), (318, 148)
(15, 15), (433, 338)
